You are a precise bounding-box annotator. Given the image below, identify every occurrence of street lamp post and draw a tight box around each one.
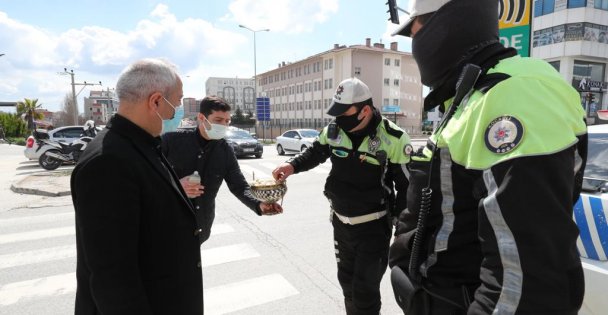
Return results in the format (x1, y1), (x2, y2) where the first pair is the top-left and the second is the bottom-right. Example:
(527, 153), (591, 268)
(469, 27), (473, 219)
(239, 24), (269, 140)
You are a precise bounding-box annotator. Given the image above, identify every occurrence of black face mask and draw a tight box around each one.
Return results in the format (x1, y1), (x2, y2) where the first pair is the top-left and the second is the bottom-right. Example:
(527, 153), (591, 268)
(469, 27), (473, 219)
(412, 0), (499, 89)
(335, 106), (364, 132)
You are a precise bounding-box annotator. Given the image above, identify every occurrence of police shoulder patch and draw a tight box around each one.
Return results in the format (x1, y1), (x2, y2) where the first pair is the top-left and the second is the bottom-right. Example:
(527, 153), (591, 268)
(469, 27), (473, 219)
(484, 115), (524, 154)
(403, 144), (413, 156)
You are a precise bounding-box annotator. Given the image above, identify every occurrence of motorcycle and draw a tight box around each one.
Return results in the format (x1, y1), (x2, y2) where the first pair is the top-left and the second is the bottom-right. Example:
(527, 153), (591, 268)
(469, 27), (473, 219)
(37, 121), (97, 170)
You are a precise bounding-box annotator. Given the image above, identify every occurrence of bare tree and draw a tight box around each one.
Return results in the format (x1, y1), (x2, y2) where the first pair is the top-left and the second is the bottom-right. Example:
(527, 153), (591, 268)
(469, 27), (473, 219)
(54, 94), (77, 127)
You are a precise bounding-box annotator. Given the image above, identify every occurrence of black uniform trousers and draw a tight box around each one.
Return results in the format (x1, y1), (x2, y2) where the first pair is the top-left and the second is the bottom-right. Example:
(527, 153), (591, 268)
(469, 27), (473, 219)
(332, 213), (392, 315)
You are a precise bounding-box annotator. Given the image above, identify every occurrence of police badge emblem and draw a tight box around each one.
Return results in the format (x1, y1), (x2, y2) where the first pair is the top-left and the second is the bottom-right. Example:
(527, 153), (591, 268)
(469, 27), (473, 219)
(368, 136), (381, 153)
(484, 115), (524, 154)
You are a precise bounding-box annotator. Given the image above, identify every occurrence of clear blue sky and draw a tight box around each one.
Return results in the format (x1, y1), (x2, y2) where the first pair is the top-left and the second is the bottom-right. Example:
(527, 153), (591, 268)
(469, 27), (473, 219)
(0, 0), (413, 112)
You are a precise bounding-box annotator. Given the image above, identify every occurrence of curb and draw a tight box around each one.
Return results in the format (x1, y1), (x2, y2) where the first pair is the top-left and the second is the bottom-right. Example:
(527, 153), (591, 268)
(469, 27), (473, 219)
(10, 171), (72, 197)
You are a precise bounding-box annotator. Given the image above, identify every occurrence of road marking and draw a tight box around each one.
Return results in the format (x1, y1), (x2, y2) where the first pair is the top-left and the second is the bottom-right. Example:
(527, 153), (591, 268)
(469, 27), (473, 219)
(0, 272), (76, 306)
(201, 243), (260, 267)
(239, 165), (269, 181)
(210, 223), (234, 236)
(204, 273), (299, 315)
(0, 226), (74, 245)
(0, 245), (75, 270)
(0, 212), (73, 227)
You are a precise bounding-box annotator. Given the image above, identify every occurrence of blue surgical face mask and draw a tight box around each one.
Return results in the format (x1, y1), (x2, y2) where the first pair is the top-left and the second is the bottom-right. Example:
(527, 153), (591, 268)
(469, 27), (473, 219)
(155, 96), (183, 134)
(162, 105), (184, 134)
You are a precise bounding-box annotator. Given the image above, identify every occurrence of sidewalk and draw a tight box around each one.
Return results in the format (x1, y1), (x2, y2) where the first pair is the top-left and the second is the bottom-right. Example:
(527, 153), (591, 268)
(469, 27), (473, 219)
(10, 170), (72, 197)
(0, 144), (72, 212)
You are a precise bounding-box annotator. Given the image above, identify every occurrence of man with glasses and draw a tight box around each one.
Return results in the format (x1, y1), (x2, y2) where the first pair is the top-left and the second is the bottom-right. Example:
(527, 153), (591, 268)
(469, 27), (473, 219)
(71, 58), (204, 314)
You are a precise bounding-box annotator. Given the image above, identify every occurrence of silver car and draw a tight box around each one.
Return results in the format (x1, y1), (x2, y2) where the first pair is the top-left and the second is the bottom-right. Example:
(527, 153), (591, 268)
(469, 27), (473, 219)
(24, 126), (101, 160)
(275, 129), (319, 155)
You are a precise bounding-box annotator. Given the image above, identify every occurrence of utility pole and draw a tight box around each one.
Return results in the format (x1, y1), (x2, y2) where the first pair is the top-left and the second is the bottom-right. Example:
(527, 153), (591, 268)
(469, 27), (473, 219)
(59, 68), (102, 125)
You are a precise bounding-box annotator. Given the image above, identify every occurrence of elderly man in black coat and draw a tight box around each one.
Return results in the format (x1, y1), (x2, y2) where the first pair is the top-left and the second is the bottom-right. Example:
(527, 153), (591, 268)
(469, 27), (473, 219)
(71, 58), (204, 314)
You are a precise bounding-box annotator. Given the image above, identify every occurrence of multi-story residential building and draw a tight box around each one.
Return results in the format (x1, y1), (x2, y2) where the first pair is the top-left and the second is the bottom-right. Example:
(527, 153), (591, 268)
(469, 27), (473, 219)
(256, 38), (423, 137)
(83, 89), (118, 125)
(532, 0), (608, 124)
(182, 97), (200, 119)
(204, 77), (256, 114)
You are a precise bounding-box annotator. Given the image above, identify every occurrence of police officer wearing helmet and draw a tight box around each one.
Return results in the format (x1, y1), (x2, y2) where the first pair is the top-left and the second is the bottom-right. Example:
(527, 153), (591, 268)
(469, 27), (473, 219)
(272, 77), (411, 315)
(388, 0), (588, 314)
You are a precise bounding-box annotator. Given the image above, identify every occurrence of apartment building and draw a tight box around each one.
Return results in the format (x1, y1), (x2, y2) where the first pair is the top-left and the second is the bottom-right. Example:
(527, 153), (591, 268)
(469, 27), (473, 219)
(256, 38), (423, 135)
(205, 77), (256, 114)
(83, 89), (118, 125)
(532, 0), (608, 124)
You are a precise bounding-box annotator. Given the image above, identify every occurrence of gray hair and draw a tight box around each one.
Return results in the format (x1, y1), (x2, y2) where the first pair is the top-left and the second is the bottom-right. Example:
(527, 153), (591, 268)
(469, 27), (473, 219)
(116, 58), (179, 103)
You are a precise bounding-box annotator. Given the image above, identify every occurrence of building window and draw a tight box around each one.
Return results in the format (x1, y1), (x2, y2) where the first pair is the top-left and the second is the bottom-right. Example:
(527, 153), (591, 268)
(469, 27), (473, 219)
(393, 99), (399, 106)
(329, 59), (333, 69)
(383, 98), (389, 106)
(395, 59), (400, 67)
(394, 79), (400, 86)
(568, 0), (587, 8)
(384, 78), (390, 86)
(549, 61), (561, 71)
(384, 58), (391, 66)
(354, 67), (361, 75)
(594, 0), (608, 10)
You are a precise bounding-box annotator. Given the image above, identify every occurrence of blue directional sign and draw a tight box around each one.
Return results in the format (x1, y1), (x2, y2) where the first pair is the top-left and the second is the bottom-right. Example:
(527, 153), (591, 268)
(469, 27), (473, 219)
(256, 97), (271, 121)
(382, 105), (400, 113)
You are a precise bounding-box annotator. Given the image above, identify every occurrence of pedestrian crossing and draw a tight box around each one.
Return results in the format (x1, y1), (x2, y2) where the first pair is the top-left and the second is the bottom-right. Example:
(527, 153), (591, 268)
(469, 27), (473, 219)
(0, 209), (300, 314)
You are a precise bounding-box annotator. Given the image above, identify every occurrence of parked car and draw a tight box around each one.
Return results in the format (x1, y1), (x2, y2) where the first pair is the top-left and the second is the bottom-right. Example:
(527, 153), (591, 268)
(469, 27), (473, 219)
(24, 125), (102, 160)
(225, 127), (263, 158)
(275, 129), (319, 155)
(574, 124), (608, 314)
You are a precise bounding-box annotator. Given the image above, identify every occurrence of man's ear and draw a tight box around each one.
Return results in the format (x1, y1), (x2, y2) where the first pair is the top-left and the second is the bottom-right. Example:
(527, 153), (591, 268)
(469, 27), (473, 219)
(148, 92), (163, 110)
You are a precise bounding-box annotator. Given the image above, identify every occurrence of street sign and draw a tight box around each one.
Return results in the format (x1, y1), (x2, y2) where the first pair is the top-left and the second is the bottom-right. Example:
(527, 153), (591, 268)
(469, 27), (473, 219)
(382, 105), (400, 113)
(256, 97), (270, 121)
(498, 0), (531, 57)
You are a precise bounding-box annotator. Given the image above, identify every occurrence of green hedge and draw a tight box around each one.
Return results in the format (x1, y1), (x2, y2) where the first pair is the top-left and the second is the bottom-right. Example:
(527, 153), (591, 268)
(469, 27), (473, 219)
(0, 112), (28, 138)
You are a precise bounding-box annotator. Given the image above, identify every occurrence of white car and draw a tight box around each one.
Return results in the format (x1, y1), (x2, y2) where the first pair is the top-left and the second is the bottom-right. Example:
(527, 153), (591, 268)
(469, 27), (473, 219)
(24, 125), (101, 160)
(574, 124), (608, 315)
(275, 129), (319, 155)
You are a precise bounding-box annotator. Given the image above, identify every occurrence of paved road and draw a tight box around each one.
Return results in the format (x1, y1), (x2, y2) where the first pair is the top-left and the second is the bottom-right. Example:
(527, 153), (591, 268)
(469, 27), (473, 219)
(0, 144), (409, 314)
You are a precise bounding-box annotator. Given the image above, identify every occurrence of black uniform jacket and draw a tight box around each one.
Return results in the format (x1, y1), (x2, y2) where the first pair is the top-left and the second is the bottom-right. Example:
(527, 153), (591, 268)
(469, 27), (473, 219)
(71, 114), (203, 315)
(162, 127), (261, 244)
(288, 112), (410, 218)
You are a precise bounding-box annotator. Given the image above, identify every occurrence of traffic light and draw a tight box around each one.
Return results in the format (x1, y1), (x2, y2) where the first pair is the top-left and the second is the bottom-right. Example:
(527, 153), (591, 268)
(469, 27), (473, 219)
(387, 0), (399, 24)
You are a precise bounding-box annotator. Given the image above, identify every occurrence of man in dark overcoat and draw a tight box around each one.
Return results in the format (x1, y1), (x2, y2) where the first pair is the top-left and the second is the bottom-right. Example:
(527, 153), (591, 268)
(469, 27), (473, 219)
(71, 58), (204, 314)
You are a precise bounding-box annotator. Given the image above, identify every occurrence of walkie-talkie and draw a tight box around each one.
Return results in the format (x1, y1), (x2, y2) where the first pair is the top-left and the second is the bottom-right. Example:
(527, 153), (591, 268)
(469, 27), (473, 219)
(327, 120), (340, 139)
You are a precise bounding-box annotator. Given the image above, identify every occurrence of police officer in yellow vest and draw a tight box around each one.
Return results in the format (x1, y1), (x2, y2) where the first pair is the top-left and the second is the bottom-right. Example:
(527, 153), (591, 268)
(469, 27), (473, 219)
(388, 0), (588, 314)
(272, 77), (411, 315)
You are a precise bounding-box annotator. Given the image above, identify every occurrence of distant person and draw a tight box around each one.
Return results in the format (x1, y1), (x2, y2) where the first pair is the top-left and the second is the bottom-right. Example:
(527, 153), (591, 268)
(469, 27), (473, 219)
(389, 0), (588, 314)
(272, 77), (411, 315)
(71, 58), (204, 314)
(162, 95), (283, 245)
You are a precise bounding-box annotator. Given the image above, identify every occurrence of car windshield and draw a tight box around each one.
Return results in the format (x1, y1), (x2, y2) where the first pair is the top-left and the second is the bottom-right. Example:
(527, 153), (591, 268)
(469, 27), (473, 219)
(300, 130), (319, 138)
(226, 130), (253, 140)
(582, 132), (608, 192)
